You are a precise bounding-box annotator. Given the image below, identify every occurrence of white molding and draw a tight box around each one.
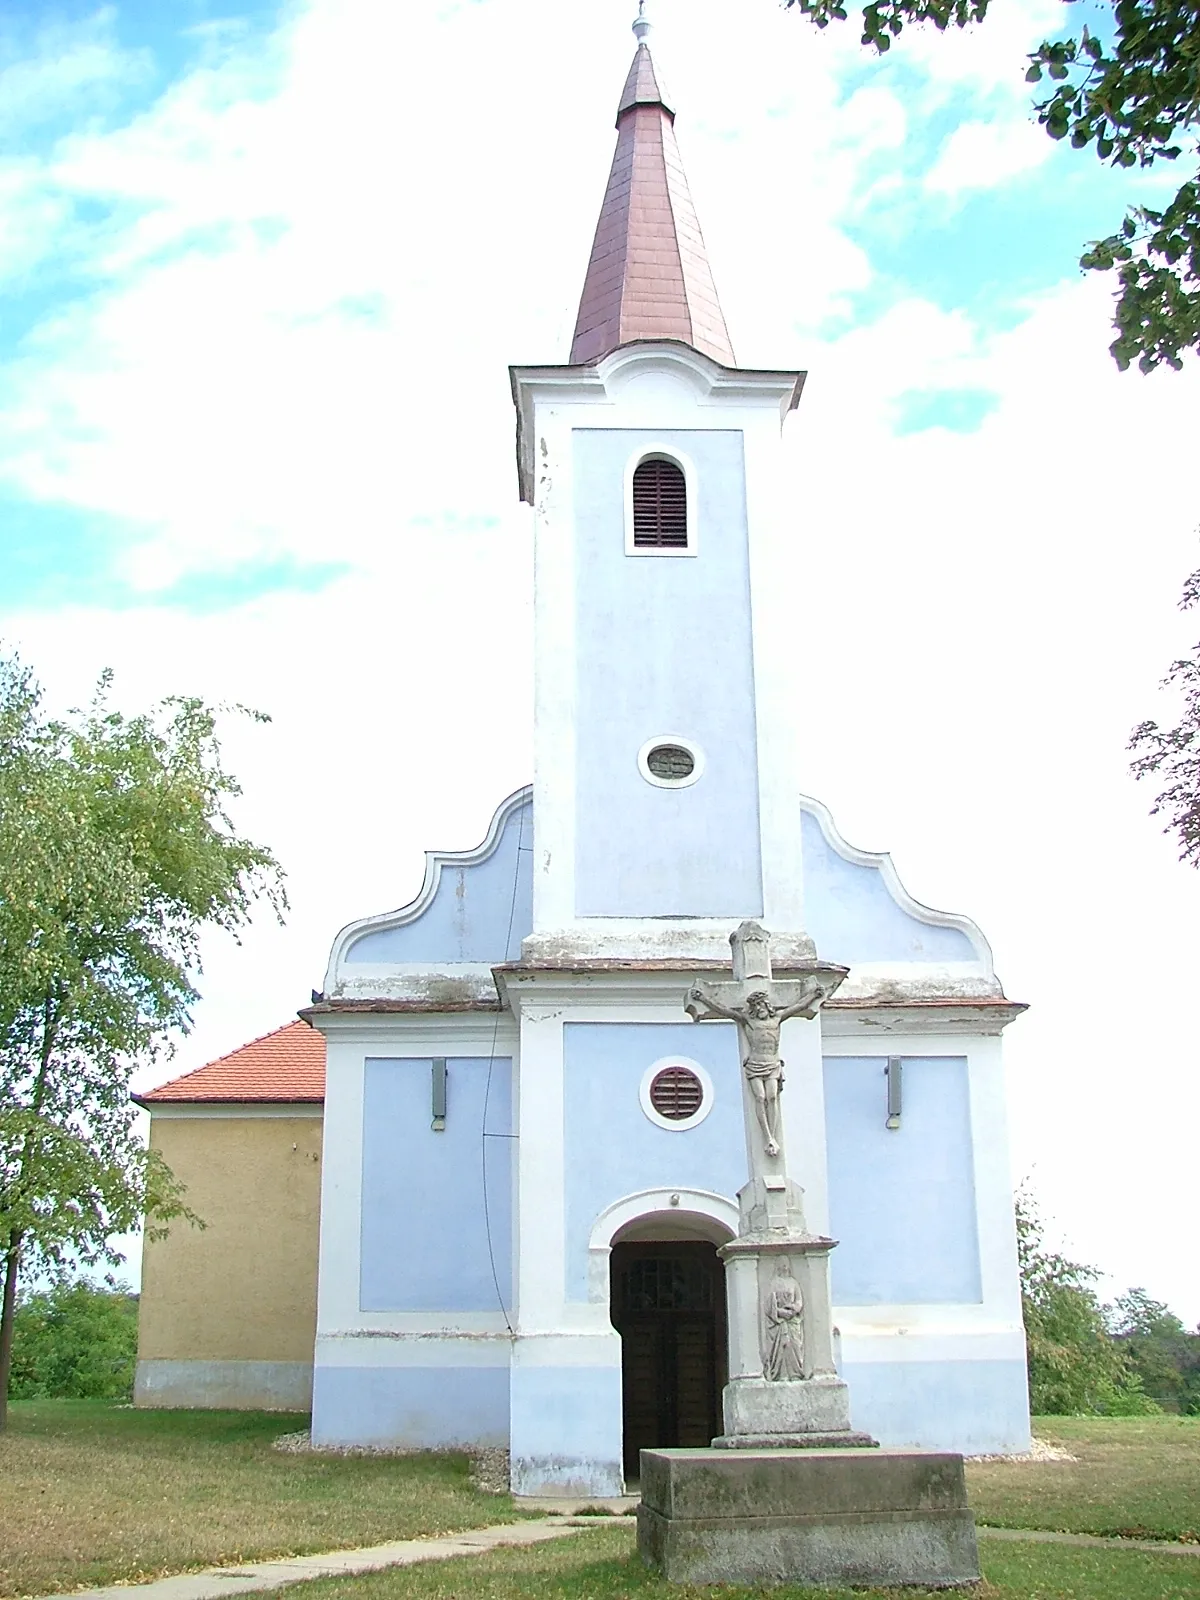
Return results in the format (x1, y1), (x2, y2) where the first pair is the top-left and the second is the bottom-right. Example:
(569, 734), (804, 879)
(820, 1006), (1023, 1038)
(798, 794), (995, 972)
(638, 1056), (715, 1131)
(510, 344), (804, 503)
(636, 734), (705, 790)
(586, 1188), (738, 1302)
(309, 1015), (518, 1053)
(330, 963), (500, 1001)
(324, 787), (531, 992)
(623, 442), (698, 557)
(588, 1187), (738, 1252)
(514, 1006), (566, 1334)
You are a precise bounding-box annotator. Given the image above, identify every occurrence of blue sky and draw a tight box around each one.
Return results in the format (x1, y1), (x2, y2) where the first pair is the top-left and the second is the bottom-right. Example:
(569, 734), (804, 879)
(1, 0), (1198, 1319)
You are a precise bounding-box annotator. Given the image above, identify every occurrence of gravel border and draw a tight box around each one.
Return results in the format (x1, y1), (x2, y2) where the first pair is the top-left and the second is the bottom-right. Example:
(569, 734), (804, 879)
(967, 1437), (1079, 1463)
(272, 1431), (512, 1492)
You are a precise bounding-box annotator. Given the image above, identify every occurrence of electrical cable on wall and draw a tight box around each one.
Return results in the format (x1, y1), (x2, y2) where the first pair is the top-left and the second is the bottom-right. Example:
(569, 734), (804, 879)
(480, 795), (528, 1337)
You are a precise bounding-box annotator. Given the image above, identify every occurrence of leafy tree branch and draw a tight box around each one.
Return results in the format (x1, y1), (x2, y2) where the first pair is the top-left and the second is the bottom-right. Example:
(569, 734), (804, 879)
(1129, 564), (1200, 863)
(784, 0), (1200, 371)
(0, 651), (285, 1426)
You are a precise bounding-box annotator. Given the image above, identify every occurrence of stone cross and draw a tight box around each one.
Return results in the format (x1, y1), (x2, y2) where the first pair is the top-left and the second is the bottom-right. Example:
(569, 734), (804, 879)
(686, 921), (842, 1180)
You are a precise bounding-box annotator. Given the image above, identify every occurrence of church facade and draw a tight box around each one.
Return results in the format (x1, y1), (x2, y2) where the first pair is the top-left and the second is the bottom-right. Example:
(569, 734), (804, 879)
(301, 14), (1031, 1496)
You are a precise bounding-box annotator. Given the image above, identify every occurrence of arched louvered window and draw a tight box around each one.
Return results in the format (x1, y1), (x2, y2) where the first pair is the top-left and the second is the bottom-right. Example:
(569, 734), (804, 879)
(632, 456), (688, 549)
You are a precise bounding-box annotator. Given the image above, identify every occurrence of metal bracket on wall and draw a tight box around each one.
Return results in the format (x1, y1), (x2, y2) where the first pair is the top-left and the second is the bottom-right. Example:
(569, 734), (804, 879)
(431, 1058), (447, 1131)
(885, 1057), (902, 1130)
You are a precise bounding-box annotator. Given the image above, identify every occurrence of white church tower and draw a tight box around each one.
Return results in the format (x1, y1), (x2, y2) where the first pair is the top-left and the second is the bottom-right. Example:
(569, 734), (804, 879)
(307, 9), (1032, 1496)
(514, 10), (811, 967)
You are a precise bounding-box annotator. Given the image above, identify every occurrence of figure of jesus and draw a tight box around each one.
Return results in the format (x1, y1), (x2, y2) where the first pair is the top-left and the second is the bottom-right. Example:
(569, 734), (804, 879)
(686, 983), (825, 1158)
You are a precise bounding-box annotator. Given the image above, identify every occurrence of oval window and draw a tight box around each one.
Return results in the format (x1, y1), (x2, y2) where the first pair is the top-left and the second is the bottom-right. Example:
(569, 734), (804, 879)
(649, 1065), (705, 1121)
(646, 744), (695, 782)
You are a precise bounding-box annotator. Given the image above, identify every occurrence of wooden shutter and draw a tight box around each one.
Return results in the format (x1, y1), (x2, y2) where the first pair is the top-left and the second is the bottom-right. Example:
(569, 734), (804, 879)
(632, 457), (688, 548)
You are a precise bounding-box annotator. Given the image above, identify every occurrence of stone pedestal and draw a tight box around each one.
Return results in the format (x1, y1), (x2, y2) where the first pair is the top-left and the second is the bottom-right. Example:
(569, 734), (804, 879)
(717, 1177), (874, 1449)
(637, 1447), (981, 1589)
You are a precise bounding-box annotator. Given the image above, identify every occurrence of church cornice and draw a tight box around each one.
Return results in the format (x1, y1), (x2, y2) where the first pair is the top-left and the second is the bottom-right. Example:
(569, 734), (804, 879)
(510, 342), (805, 505)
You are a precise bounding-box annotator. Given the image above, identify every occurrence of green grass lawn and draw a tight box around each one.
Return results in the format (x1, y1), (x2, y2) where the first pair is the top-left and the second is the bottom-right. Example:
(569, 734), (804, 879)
(0, 1402), (526, 1599)
(966, 1416), (1200, 1542)
(3, 1405), (1199, 1598)
(276, 1524), (1200, 1600)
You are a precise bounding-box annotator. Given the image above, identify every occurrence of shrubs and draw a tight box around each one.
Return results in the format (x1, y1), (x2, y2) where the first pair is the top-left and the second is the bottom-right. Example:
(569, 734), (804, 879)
(1017, 1194), (1163, 1416)
(10, 1282), (138, 1400)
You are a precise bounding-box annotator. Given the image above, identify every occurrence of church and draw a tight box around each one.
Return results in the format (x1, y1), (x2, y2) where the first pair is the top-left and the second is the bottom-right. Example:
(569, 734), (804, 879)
(135, 10), (1031, 1496)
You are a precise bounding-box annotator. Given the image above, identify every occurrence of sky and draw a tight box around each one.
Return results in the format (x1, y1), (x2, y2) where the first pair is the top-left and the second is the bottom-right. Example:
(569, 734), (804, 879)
(1, 0), (1197, 1325)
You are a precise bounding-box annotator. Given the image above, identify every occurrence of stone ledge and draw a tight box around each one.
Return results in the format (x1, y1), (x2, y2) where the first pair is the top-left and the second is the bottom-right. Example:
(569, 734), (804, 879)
(637, 1503), (981, 1589)
(713, 1431), (878, 1450)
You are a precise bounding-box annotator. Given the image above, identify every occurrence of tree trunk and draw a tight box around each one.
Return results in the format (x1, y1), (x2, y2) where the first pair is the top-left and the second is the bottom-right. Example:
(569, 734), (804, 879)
(0, 1230), (23, 1431)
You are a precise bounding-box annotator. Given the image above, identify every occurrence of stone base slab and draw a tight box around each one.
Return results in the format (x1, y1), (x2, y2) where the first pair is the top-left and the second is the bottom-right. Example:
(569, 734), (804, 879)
(713, 1430), (878, 1450)
(723, 1374), (855, 1437)
(637, 1447), (980, 1589)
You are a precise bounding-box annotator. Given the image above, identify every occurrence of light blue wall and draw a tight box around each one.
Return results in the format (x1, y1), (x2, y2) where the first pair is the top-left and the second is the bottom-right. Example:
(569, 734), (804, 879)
(801, 810), (977, 966)
(842, 1359), (1031, 1454)
(572, 430), (763, 918)
(312, 1364), (510, 1449)
(823, 1056), (981, 1305)
(509, 1364), (624, 1496)
(562, 1022), (743, 1300)
(345, 798), (532, 964)
(360, 1057), (512, 1312)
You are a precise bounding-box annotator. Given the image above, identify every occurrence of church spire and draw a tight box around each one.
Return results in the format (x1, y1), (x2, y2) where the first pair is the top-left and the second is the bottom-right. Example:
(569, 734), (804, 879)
(569, 6), (736, 367)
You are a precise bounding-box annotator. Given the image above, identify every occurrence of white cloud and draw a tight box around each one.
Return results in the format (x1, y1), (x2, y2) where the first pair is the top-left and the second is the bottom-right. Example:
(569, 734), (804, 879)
(2, 0), (1199, 1323)
(0, 8), (148, 137)
(925, 115), (1051, 195)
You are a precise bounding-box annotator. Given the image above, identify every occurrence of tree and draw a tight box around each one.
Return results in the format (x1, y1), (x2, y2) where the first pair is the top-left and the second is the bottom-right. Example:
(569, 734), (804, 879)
(1015, 1190), (1160, 1414)
(1109, 1287), (1200, 1413)
(784, 0), (1200, 372)
(9, 1280), (138, 1401)
(0, 653), (285, 1427)
(1129, 565), (1200, 865)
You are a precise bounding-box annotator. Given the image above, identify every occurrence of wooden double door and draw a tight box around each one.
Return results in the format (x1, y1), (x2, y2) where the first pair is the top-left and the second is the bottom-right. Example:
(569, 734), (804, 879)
(610, 1240), (728, 1480)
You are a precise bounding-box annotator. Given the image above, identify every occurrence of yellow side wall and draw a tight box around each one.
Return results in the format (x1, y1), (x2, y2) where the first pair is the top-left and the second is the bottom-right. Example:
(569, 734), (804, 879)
(138, 1112), (323, 1364)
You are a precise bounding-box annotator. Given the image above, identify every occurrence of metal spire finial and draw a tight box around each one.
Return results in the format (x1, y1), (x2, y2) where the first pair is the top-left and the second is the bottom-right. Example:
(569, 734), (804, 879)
(632, 0), (651, 47)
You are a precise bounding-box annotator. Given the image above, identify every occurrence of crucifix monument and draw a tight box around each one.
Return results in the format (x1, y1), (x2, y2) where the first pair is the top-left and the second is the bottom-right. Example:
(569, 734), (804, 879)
(637, 918), (981, 1584)
(686, 921), (874, 1447)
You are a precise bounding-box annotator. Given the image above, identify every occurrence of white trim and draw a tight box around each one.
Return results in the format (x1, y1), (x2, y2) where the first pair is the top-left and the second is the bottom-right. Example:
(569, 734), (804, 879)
(510, 344), (804, 504)
(636, 734), (705, 789)
(798, 794), (995, 972)
(623, 443), (698, 557)
(311, 1015), (519, 1052)
(514, 1006), (566, 1334)
(324, 787), (531, 992)
(638, 1056), (714, 1131)
(586, 1188), (738, 1301)
(588, 1187), (738, 1252)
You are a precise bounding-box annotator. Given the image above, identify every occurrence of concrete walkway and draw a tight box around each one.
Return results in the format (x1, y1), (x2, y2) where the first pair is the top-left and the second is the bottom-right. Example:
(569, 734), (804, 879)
(45, 1519), (597, 1600)
(977, 1525), (1200, 1559)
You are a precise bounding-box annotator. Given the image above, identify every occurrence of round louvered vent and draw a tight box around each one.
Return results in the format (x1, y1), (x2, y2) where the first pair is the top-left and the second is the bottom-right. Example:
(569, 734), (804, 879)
(645, 744), (695, 782)
(648, 1065), (705, 1121)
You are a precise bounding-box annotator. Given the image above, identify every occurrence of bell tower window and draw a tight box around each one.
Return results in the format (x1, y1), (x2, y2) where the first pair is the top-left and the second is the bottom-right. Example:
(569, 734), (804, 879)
(632, 456), (688, 548)
(624, 448), (697, 556)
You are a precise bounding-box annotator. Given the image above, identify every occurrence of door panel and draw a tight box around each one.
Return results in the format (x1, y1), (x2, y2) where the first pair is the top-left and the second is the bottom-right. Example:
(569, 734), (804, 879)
(610, 1240), (727, 1479)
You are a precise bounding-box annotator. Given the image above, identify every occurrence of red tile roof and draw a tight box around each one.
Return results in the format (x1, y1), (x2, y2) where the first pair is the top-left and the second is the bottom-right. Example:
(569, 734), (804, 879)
(136, 1021), (325, 1105)
(570, 38), (735, 367)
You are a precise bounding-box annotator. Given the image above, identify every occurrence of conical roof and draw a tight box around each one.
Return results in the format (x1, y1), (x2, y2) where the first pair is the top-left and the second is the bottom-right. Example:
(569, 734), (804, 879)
(570, 23), (735, 367)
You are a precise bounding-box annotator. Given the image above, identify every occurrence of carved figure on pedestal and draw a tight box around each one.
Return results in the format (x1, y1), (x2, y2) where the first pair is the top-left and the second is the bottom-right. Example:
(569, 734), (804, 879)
(763, 1258), (805, 1381)
(686, 981), (827, 1158)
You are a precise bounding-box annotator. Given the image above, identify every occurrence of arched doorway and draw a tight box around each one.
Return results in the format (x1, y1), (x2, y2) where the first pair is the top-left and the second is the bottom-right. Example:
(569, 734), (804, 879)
(609, 1226), (729, 1480)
